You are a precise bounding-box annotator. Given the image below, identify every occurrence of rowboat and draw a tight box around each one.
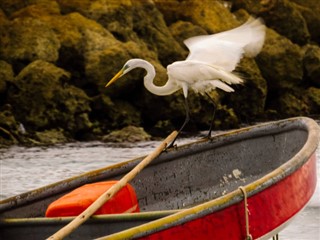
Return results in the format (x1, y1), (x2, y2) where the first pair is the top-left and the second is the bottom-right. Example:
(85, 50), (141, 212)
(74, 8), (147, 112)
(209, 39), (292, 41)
(0, 117), (319, 240)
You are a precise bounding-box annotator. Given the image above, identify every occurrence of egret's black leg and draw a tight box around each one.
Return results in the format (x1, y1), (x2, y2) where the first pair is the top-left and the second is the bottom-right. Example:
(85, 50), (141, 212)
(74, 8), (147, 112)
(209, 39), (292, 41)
(205, 93), (216, 139)
(166, 97), (190, 149)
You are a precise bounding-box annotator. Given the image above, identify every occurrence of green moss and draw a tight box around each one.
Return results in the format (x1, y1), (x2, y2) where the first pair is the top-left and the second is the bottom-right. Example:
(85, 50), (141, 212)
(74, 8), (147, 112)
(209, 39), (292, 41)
(102, 125), (151, 143)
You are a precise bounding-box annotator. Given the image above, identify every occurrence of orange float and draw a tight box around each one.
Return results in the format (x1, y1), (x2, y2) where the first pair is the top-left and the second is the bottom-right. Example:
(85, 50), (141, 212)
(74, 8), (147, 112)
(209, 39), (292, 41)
(45, 181), (139, 217)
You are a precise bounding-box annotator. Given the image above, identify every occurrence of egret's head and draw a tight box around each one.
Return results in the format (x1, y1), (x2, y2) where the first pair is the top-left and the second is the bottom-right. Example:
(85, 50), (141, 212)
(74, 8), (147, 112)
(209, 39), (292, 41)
(105, 60), (136, 88)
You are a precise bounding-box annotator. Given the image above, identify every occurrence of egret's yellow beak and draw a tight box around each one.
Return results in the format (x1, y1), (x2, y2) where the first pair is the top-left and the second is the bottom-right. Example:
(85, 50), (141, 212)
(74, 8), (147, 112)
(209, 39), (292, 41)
(105, 69), (124, 88)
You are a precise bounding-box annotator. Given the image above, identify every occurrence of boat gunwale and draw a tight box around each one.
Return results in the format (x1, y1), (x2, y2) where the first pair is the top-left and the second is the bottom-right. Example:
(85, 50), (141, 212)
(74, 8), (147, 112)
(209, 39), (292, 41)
(0, 210), (181, 226)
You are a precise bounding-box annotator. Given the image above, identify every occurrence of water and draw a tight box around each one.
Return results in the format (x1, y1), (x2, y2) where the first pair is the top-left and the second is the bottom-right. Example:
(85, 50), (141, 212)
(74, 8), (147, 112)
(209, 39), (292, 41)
(0, 133), (319, 239)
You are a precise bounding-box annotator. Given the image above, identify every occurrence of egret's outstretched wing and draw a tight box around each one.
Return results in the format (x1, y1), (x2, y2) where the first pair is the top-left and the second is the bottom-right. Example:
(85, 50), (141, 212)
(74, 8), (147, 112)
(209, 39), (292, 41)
(184, 17), (265, 72)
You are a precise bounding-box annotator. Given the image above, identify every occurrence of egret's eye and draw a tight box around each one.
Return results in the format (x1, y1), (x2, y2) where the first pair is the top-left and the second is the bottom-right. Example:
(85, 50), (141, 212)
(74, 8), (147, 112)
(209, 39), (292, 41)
(123, 64), (130, 70)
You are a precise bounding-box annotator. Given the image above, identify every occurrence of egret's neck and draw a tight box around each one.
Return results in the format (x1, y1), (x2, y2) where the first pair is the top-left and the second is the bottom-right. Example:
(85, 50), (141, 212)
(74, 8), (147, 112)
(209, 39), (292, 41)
(133, 59), (179, 96)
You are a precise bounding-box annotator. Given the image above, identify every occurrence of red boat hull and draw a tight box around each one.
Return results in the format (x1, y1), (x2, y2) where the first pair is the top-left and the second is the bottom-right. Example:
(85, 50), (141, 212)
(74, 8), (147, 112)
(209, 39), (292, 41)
(139, 154), (317, 240)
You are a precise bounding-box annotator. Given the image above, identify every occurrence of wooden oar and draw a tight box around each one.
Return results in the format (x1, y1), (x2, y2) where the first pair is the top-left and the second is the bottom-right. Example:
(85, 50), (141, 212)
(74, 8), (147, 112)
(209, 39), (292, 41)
(46, 130), (178, 240)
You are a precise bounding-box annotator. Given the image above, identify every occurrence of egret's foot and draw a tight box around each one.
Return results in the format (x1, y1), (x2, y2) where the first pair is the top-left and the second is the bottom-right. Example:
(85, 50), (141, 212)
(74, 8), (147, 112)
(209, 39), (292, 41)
(164, 141), (177, 151)
(200, 130), (212, 141)
(201, 136), (210, 141)
(201, 135), (211, 141)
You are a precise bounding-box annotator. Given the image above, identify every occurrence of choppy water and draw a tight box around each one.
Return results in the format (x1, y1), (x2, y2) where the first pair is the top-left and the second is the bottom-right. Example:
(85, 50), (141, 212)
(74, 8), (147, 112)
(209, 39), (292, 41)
(0, 131), (319, 240)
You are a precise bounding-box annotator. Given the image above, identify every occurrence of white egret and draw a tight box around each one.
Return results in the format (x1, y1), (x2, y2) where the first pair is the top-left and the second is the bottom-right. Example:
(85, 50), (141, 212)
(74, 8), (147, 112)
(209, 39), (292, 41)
(106, 17), (266, 147)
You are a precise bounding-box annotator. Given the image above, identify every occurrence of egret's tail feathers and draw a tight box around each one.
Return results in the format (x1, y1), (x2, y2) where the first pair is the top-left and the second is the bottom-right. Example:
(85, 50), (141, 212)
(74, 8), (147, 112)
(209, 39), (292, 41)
(217, 68), (244, 85)
(209, 80), (235, 92)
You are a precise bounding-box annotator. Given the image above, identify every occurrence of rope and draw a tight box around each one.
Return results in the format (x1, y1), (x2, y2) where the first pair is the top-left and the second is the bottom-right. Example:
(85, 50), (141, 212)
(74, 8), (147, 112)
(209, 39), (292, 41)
(239, 186), (252, 240)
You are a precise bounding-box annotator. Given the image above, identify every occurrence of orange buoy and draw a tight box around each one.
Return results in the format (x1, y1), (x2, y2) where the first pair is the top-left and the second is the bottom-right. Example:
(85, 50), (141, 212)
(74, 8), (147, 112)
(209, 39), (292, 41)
(45, 181), (139, 217)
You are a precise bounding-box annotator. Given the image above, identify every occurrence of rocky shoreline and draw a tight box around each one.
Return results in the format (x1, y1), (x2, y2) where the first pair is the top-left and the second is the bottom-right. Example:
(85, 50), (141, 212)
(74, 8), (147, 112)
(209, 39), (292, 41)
(0, 0), (320, 146)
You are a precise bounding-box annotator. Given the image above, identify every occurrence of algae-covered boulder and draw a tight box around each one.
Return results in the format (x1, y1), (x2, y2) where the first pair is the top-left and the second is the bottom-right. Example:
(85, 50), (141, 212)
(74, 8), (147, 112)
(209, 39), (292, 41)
(0, 105), (20, 145)
(53, 12), (120, 92)
(305, 87), (320, 114)
(9, 8), (120, 94)
(0, 62), (19, 145)
(10, 1), (61, 18)
(0, 8), (8, 23)
(91, 94), (142, 132)
(232, 0), (320, 44)
(271, 91), (310, 117)
(102, 125), (151, 143)
(303, 45), (320, 87)
(34, 129), (69, 145)
(0, 17), (60, 71)
(57, 0), (133, 41)
(58, 0), (185, 66)
(231, 0), (310, 45)
(0, 0), (26, 16)
(228, 58), (267, 119)
(291, 0), (320, 43)
(85, 42), (133, 96)
(169, 21), (208, 47)
(6, 60), (92, 137)
(0, 61), (14, 97)
(155, 0), (238, 33)
(256, 28), (303, 90)
(131, 1), (185, 66)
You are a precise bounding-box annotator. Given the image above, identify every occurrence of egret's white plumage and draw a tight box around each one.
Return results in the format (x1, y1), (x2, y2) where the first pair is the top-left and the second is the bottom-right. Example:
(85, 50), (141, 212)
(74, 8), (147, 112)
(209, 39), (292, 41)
(107, 17), (265, 97)
(106, 17), (266, 145)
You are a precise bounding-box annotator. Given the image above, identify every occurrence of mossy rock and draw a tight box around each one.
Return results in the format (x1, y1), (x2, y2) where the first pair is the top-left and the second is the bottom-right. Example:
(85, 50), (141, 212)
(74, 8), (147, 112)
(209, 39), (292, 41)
(0, 107), (18, 145)
(231, 0), (310, 45)
(256, 28), (303, 90)
(131, 1), (185, 66)
(155, 0), (238, 33)
(0, 8), (8, 22)
(305, 87), (320, 114)
(290, 0), (320, 42)
(212, 105), (239, 130)
(0, 0), (26, 16)
(303, 45), (320, 87)
(169, 20), (208, 47)
(225, 57), (267, 120)
(85, 42), (132, 96)
(34, 128), (69, 145)
(7, 60), (92, 135)
(10, 1), (61, 18)
(0, 17), (60, 71)
(102, 125), (151, 143)
(269, 90), (310, 117)
(91, 94), (142, 131)
(0, 61), (14, 98)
